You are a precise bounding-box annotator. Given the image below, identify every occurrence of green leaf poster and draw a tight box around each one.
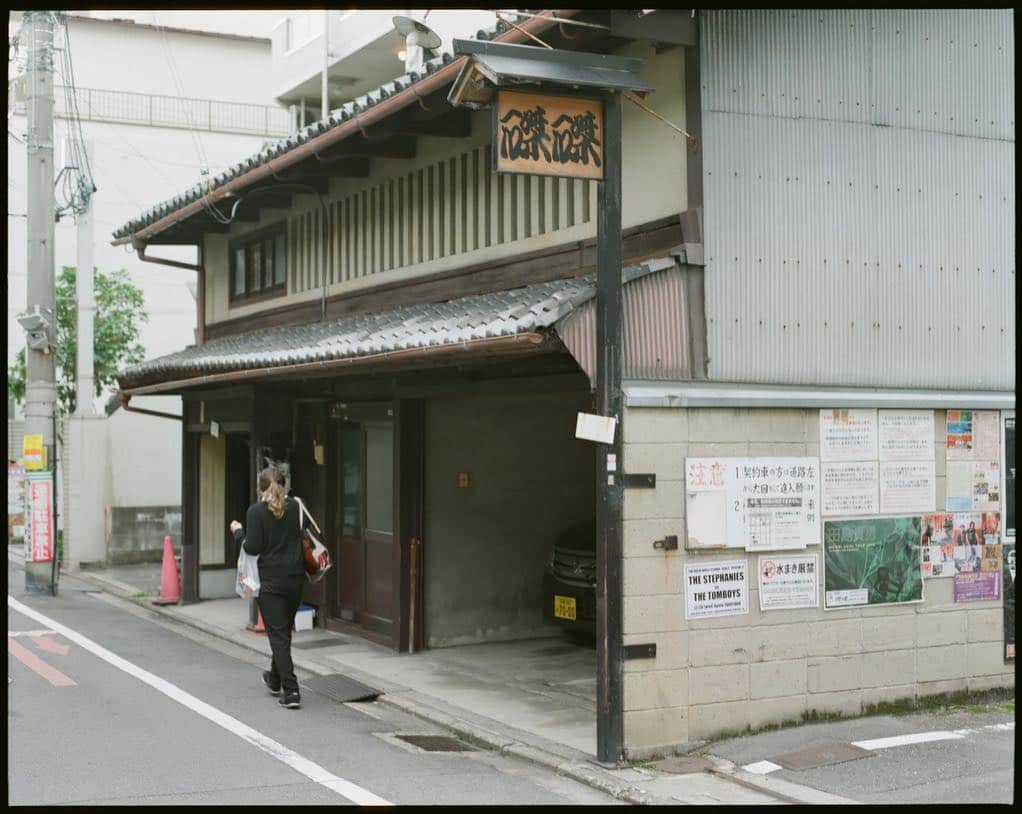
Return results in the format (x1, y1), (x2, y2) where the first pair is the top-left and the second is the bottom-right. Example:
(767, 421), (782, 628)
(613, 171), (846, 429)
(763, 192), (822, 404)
(824, 516), (923, 608)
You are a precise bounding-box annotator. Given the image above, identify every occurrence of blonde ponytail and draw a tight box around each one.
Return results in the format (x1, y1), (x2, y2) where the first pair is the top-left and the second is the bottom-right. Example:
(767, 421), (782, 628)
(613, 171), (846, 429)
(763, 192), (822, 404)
(259, 466), (287, 519)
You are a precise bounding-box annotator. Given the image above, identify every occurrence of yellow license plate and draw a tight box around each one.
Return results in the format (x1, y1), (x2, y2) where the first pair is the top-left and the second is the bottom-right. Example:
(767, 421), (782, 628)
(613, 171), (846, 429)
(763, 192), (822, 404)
(553, 595), (577, 620)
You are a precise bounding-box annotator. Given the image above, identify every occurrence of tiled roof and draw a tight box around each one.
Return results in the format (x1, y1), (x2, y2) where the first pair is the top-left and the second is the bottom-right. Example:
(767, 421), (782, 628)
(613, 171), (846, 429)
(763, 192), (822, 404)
(111, 20), (511, 241)
(115, 259), (672, 390)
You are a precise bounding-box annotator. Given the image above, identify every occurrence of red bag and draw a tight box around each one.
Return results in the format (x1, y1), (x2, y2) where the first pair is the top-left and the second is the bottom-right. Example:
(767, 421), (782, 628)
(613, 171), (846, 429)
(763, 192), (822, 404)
(295, 497), (332, 583)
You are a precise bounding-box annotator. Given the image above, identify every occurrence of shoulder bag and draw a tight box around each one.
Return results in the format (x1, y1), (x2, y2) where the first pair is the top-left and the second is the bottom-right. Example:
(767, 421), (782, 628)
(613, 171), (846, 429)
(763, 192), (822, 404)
(294, 497), (332, 583)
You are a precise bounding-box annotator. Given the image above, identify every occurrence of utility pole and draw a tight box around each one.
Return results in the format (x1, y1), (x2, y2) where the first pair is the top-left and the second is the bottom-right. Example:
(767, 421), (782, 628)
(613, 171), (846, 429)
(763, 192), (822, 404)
(75, 139), (96, 417)
(321, 9), (329, 120)
(22, 10), (58, 594)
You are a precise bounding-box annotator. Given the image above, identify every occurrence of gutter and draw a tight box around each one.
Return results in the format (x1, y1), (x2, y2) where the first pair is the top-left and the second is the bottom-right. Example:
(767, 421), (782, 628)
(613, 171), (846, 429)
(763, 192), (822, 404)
(113, 391), (183, 421)
(135, 239), (202, 271)
(119, 332), (549, 396)
(110, 10), (580, 247)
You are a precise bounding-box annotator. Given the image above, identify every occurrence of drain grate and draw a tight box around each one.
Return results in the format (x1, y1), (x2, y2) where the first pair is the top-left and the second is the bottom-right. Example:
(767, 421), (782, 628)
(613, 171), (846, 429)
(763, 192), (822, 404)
(394, 734), (475, 752)
(292, 638), (349, 650)
(655, 756), (715, 774)
(304, 673), (381, 703)
(770, 743), (873, 771)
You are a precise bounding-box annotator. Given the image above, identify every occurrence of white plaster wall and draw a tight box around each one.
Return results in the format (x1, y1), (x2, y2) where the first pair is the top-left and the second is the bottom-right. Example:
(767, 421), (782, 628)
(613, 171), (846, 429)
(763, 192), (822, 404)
(106, 396), (181, 507)
(619, 406), (1014, 758)
(7, 16), (278, 403)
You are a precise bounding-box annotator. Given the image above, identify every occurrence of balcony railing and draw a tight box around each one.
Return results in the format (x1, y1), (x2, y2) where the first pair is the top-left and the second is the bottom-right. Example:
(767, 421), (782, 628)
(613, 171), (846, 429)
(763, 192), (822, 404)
(43, 85), (293, 138)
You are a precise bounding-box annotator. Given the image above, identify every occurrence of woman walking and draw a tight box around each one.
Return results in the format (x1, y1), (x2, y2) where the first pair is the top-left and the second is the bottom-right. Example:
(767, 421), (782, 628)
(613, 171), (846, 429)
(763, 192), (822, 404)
(229, 465), (308, 709)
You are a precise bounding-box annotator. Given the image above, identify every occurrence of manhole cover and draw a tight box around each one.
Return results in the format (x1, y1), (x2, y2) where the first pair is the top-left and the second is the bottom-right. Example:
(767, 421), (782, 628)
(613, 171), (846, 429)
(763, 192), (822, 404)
(655, 756), (715, 774)
(305, 673), (381, 703)
(292, 638), (348, 650)
(770, 743), (873, 771)
(395, 734), (475, 752)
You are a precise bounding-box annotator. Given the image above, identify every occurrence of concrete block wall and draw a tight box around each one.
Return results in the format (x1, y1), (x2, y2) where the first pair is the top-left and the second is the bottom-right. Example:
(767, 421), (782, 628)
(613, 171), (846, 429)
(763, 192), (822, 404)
(620, 406), (1013, 759)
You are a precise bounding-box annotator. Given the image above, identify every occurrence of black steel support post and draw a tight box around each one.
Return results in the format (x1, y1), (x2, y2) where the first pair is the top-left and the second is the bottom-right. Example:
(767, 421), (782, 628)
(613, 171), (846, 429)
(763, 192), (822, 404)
(595, 90), (624, 765)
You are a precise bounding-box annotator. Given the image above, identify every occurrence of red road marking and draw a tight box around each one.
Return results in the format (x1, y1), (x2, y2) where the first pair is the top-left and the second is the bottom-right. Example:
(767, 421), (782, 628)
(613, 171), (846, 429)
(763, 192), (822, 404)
(31, 634), (71, 656)
(7, 635), (76, 686)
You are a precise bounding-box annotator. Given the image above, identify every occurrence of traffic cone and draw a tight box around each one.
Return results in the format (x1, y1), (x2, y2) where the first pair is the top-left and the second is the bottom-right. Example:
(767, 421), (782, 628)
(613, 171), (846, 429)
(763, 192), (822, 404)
(152, 536), (181, 605)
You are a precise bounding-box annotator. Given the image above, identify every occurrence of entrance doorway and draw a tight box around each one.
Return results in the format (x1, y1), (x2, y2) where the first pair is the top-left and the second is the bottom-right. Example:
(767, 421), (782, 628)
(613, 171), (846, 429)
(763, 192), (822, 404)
(334, 403), (396, 638)
(224, 432), (251, 565)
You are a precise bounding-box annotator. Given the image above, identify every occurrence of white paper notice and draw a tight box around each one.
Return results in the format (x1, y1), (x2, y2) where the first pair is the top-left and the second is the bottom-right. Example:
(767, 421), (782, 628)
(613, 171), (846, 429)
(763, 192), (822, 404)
(972, 411), (1001, 462)
(758, 554), (819, 610)
(685, 457), (820, 551)
(879, 460), (936, 514)
(819, 409), (878, 462)
(825, 588), (869, 607)
(878, 410), (934, 461)
(575, 412), (617, 445)
(946, 461), (974, 512)
(684, 559), (749, 619)
(972, 461), (1001, 511)
(734, 459), (820, 551)
(821, 461), (879, 517)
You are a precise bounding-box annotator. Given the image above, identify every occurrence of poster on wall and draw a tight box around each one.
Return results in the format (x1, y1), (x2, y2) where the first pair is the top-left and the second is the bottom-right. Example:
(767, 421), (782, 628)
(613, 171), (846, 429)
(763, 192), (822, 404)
(823, 516), (923, 608)
(685, 458), (820, 550)
(25, 471), (54, 563)
(879, 460), (936, 514)
(684, 458), (733, 548)
(819, 409), (878, 462)
(8, 461), (26, 540)
(758, 554), (819, 610)
(951, 511), (1002, 602)
(920, 513), (956, 577)
(945, 409), (974, 459)
(878, 410), (934, 461)
(1004, 416), (1015, 540)
(947, 410), (1000, 462)
(821, 461), (879, 516)
(1003, 543), (1015, 661)
(946, 461), (1000, 512)
(684, 559), (748, 619)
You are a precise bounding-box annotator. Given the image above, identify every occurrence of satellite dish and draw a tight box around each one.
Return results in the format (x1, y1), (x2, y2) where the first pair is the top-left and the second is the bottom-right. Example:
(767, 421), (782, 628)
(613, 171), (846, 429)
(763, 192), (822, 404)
(392, 15), (442, 73)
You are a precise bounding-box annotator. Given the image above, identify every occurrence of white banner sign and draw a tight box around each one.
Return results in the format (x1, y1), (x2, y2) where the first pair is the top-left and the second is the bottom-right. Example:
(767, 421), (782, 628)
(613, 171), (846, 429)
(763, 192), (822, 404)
(684, 559), (749, 619)
(821, 461), (879, 516)
(879, 460), (936, 514)
(758, 554), (819, 610)
(685, 457), (820, 551)
(819, 409), (878, 462)
(878, 410), (934, 461)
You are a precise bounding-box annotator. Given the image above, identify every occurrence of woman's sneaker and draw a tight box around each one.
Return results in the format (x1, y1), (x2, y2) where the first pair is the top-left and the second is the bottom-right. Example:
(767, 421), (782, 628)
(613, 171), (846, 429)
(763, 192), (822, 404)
(262, 671), (282, 696)
(279, 692), (301, 709)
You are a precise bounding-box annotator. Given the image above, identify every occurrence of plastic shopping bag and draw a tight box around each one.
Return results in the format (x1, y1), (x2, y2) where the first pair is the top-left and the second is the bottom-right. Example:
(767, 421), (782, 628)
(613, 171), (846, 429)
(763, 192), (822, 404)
(236, 546), (260, 599)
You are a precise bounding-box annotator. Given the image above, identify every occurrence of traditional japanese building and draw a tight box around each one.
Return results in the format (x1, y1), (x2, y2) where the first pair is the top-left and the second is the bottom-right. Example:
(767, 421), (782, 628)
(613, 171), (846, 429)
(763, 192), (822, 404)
(113, 10), (1014, 760)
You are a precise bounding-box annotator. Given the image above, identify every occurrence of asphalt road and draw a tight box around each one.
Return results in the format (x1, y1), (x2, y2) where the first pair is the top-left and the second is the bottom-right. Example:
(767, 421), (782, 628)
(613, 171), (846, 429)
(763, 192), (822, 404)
(7, 562), (620, 806)
(707, 705), (1015, 804)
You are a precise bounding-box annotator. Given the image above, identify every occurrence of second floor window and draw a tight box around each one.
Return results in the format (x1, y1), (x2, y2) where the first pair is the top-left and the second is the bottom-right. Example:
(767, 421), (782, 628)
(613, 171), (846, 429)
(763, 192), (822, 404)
(230, 224), (287, 303)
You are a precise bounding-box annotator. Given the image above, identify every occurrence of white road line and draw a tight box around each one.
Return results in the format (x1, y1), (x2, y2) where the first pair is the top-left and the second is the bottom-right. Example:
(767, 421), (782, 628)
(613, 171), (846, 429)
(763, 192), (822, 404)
(8, 595), (392, 806)
(742, 760), (783, 775)
(852, 731), (965, 750)
(7, 629), (58, 637)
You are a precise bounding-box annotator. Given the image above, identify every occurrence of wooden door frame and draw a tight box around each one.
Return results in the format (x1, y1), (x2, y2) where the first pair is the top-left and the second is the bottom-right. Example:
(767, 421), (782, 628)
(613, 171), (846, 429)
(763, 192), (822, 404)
(394, 398), (425, 653)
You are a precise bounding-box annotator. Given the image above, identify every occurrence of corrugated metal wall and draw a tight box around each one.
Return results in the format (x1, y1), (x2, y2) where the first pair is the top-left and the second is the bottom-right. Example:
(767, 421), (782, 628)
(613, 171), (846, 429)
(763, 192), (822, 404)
(702, 9), (1015, 389)
(556, 260), (696, 382)
(289, 144), (596, 294)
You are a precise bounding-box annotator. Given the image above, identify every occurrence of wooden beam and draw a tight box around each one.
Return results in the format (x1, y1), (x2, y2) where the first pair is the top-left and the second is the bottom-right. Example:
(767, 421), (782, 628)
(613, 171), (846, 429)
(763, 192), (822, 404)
(321, 133), (416, 160)
(387, 108), (471, 138)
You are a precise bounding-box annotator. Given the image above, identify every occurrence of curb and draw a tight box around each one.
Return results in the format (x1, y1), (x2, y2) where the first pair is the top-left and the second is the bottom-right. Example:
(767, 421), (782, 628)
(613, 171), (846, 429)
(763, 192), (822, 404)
(10, 554), (807, 806)
(60, 565), (666, 803)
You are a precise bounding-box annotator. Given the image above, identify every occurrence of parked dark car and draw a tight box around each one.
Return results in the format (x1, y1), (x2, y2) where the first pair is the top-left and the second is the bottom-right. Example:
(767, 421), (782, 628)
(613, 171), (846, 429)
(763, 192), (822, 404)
(542, 521), (596, 639)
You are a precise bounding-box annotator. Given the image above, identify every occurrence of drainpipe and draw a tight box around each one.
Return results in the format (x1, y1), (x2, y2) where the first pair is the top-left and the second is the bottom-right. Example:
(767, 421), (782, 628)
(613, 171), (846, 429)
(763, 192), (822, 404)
(133, 240), (201, 272)
(113, 391), (182, 421)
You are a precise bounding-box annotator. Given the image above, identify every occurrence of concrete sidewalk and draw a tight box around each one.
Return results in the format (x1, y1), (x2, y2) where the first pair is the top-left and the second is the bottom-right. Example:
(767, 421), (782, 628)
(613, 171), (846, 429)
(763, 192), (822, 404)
(8, 546), (853, 805)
